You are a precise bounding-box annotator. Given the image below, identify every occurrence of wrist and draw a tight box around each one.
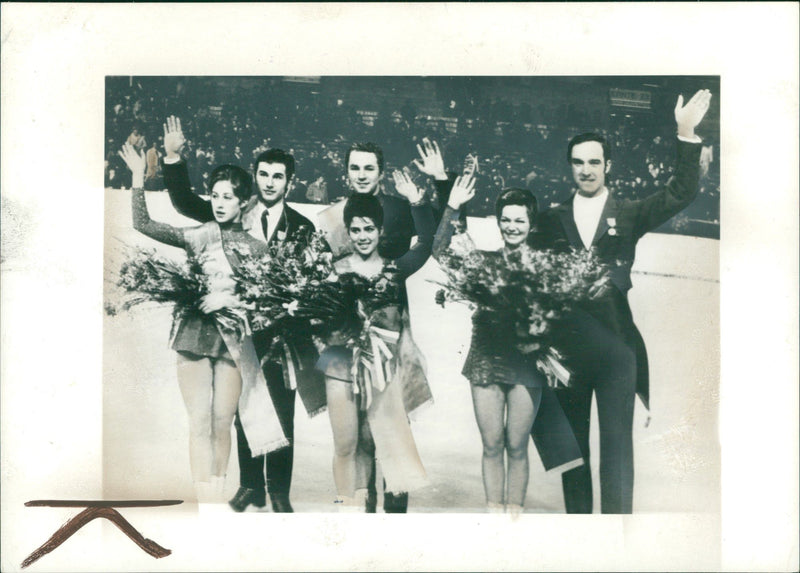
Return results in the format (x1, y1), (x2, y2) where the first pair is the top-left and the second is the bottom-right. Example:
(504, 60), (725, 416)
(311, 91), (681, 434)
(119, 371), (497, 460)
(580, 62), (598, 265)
(409, 197), (426, 207)
(677, 132), (702, 144)
(433, 170), (448, 181)
(676, 125), (695, 140)
(132, 174), (145, 188)
(164, 153), (181, 164)
(447, 199), (462, 210)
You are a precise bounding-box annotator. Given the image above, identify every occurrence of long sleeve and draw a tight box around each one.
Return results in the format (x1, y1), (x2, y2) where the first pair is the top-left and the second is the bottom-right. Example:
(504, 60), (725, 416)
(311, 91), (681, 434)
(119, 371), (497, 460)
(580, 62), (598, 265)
(378, 196), (415, 260)
(393, 203), (435, 278)
(433, 173), (468, 225)
(131, 187), (186, 248)
(629, 139), (702, 239)
(162, 159), (215, 223)
(432, 205), (463, 260)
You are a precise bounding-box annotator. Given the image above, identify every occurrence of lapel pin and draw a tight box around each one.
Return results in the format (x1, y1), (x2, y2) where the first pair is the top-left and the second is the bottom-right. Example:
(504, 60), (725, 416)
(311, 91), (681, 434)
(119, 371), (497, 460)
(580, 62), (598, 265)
(607, 217), (616, 227)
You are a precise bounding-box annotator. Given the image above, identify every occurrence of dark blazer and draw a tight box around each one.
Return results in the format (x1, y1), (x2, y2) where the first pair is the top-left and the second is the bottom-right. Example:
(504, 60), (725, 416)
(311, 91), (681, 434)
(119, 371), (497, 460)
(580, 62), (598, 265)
(163, 159), (325, 414)
(371, 176), (461, 261)
(529, 139), (702, 408)
(378, 193), (418, 261)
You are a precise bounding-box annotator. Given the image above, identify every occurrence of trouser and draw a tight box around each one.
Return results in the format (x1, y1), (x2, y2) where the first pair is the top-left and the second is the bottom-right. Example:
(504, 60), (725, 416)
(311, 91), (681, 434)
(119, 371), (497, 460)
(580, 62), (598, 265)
(361, 408), (410, 513)
(555, 310), (637, 514)
(234, 361), (296, 495)
(366, 468), (409, 513)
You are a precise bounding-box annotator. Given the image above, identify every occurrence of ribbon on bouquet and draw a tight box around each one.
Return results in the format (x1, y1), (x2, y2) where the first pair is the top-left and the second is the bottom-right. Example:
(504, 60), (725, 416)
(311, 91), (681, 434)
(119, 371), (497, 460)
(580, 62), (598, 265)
(349, 304), (428, 494)
(215, 312), (290, 457)
(536, 347), (572, 389)
(258, 336), (300, 392)
(350, 304), (401, 410)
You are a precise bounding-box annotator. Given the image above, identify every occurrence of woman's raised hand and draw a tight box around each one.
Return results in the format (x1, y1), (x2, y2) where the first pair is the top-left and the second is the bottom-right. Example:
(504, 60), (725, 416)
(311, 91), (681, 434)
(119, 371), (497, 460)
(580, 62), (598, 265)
(393, 169), (425, 204)
(447, 174), (476, 209)
(118, 142), (146, 188)
(163, 115), (186, 160)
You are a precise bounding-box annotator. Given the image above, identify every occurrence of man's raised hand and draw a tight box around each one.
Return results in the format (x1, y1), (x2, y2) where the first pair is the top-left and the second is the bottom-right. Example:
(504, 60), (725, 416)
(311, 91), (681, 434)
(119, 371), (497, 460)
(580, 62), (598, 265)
(163, 115), (186, 160)
(447, 174), (476, 210)
(675, 89), (712, 140)
(412, 138), (447, 181)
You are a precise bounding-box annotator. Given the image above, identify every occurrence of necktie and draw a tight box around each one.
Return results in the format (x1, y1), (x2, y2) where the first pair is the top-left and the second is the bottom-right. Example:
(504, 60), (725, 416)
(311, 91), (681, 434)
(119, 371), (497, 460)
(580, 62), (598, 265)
(261, 210), (269, 242)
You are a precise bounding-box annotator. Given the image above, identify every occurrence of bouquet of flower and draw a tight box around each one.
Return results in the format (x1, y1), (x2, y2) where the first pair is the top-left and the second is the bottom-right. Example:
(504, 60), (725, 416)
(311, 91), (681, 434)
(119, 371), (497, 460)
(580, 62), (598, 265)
(105, 245), (246, 339)
(105, 246), (209, 316)
(232, 229), (403, 353)
(231, 229), (342, 333)
(433, 234), (607, 386)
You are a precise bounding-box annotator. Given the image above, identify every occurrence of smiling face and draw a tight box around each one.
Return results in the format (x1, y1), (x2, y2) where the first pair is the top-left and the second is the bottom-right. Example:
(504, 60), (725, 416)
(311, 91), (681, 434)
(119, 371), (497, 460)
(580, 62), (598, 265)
(347, 151), (383, 194)
(498, 204), (531, 248)
(210, 180), (246, 223)
(347, 216), (380, 257)
(570, 140), (609, 197)
(255, 161), (289, 206)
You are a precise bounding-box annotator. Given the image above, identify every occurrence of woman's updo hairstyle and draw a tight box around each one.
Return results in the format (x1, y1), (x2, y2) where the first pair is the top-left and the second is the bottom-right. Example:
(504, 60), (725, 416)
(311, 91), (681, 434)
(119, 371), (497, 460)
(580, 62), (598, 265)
(209, 164), (254, 202)
(494, 187), (538, 225)
(344, 193), (384, 230)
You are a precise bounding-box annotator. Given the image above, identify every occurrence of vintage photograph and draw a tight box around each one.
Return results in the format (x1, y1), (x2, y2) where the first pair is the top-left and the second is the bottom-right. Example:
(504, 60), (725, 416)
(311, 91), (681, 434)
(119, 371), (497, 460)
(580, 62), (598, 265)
(102, 75), (720, 515)
(3, 4), (797, 572)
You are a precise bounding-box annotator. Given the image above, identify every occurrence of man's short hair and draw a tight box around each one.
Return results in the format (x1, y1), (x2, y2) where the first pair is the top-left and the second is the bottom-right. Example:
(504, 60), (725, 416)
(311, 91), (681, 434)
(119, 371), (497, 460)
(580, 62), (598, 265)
(344, 193), (384, 230)
(209, 164), (253, 202)
(566, 132), (611, 164)
(345, 142), (385, 173)
(253, 148), (295, 182)
(495, 187), (538, 225)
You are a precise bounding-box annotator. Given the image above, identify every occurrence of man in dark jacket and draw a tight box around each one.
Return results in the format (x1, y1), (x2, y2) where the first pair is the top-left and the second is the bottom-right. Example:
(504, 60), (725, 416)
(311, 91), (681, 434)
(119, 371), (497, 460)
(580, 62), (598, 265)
(161, 116), (325, 513)
(529, 89), (712, 513)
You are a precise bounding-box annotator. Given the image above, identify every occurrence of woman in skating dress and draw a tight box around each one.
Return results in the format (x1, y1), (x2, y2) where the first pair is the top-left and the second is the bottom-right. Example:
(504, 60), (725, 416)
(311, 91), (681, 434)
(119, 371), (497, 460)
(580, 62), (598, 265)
(119, 143), (287, 502)
(316, 171), (434, 510)
(433, 176), (547, 516)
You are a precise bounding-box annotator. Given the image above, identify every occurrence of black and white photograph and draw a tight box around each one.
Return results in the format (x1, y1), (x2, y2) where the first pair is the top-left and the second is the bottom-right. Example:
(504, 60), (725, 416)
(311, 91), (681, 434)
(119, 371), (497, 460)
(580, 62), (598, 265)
(102, 75), (720, 519)
(2, 4), (797, 572)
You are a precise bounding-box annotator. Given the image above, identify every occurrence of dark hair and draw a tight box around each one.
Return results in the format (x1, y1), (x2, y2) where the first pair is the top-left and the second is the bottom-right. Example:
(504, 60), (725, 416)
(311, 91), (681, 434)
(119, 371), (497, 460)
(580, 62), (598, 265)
(345, 142), (385, 173)
(495, 187), (538, 225)
(343, 193), (384, 230)
(253, 148), (295, 182)
(209, 164), (253, 202)
(566, 132), (611, 164)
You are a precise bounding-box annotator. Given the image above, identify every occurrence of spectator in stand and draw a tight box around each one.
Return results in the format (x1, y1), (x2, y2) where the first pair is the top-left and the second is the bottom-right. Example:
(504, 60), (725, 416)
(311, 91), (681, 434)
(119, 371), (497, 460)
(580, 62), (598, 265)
(127, 126), (147, 152)
(306, 169), (329, 204)
(144, 140), (161, 190)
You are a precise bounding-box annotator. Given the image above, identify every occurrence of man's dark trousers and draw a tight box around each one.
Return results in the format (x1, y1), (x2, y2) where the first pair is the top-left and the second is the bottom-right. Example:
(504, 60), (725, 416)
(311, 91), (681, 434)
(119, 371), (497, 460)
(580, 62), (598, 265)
(555, 308), (637, 514)
(234, 361), (295, 496)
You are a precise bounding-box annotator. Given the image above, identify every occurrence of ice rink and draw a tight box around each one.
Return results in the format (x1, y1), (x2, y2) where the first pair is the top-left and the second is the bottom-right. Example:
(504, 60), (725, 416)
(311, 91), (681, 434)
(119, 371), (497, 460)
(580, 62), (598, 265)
(103, 189), (720, 515)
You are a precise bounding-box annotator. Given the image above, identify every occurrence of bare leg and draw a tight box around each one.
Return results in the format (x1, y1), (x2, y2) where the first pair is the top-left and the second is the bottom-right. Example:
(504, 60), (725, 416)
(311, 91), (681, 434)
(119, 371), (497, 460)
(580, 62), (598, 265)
(504, 385), (537, 507)
(358, 413), (377, 509)
(325, 377), (359, 499)
(210, 357), (242, 478)
(470, 384), (507, 506)
(176, 353), (214, 483)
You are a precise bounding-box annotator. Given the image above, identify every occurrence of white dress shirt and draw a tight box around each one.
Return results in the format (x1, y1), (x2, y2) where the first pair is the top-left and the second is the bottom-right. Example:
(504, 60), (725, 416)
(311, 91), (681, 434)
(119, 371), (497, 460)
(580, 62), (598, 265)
(245, 200), (285, 244)
(573, 186), (609, 249)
